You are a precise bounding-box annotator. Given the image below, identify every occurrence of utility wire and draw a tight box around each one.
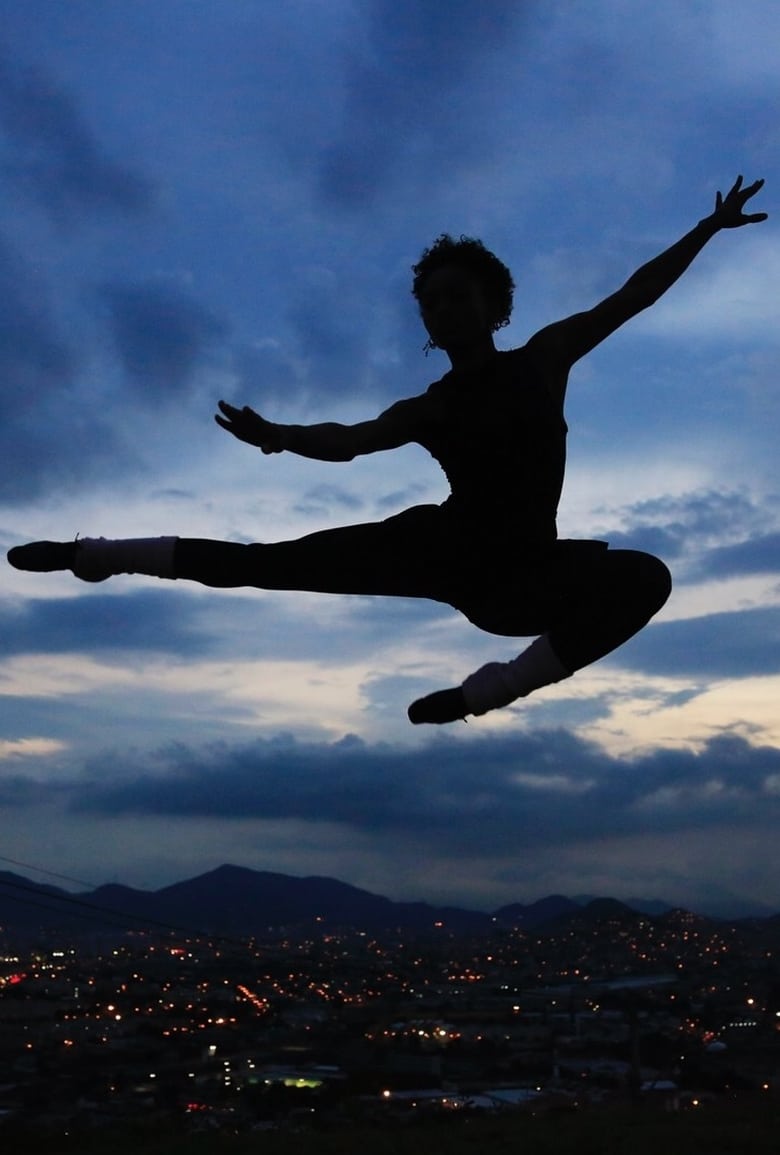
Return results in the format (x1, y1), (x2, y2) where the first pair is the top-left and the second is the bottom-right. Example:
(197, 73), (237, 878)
(0, 872), (260, 951)
(0, 853), (100, 890)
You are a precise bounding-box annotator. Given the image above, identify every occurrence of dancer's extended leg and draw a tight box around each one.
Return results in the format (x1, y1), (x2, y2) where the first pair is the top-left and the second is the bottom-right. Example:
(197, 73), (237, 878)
(7, 505), (460, 604)
(173, 518), (450, 599)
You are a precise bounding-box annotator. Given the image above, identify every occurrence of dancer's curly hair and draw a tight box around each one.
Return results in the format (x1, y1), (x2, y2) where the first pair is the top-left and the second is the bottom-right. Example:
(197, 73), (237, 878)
(411, 234), (515, 334)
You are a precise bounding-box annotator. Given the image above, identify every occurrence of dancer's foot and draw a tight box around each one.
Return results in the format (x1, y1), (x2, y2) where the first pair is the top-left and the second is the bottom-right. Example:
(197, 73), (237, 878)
(408, 687), (468, 725)
(7, 539), (110, 583)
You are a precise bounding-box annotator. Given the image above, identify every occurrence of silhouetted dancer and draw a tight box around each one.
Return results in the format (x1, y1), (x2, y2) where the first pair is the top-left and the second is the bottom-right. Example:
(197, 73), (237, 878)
(9, 177), (767, 724)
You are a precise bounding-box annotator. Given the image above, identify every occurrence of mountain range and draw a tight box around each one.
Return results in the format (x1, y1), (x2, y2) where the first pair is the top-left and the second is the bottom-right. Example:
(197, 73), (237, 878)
(0, 864), (778, 943)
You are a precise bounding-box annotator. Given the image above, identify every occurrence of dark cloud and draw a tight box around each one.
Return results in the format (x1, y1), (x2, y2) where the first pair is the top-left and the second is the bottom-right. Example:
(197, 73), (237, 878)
(600, 491), (780, 599)
(0, 412), (128, 503)
(277, 265), (385, 402)
(232, 342), (307, 407)
(69, 728), (780, 859)
(287, 294), (364, 367)
(98, 282), (227, 395)
(0, 232), (129, 501)
(601, 490), (770, 564)
(603, 524), (686, 562)
(0, 773), (52, 807)
(318, 0), (521, 209)
(0, 47), (154, 226)
(0, 233), (75, 419)
(528, 683), (704, 732)
(615, 606), (780, 679)
(0, 584), (452, 665)
(695, 532), (780, 581)
(0, 588), (208, 660)
(607, 525), (780, 584)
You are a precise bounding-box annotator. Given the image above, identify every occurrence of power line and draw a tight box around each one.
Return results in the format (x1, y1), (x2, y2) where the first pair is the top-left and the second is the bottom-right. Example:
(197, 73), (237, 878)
(0, 853), (99, 891)
(0, 871), (259, 951)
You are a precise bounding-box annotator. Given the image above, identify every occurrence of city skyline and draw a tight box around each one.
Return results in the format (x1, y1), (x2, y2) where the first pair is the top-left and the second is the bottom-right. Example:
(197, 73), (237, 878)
(1, 2), (778, 912)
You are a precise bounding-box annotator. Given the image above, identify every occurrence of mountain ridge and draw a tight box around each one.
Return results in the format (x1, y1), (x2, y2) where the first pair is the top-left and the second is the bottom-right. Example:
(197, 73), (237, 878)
(0, 864), (776, 941)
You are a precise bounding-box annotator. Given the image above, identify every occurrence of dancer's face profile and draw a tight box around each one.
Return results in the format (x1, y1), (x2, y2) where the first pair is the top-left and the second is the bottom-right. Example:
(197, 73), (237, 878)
(417, 263), (493, 352)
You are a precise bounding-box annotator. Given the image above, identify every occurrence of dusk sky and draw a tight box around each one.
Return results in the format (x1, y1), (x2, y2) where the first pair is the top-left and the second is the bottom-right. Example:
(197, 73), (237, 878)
(1, 1), (778, 918)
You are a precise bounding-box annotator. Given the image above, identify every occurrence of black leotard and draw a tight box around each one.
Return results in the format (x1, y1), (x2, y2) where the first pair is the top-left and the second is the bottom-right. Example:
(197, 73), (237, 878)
(387, 346), (567, 550)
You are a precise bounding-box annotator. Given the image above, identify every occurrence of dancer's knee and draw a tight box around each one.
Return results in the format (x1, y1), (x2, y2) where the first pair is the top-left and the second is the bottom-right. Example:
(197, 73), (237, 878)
(607, 549), (671, 616)
(632, 550), (672, 613)
(547, 549), (671, 675)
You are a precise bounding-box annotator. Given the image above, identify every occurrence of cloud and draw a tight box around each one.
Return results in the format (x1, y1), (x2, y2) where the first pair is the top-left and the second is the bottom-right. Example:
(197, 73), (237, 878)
(0, 232), (130, 501)
(0, 233), (75, 418)
(98, 282), (227, 396)
(0, 737), (64, 760)
(0, 47), (154, 226)
(615, 605), (780, 679)
(0, 408), (131, 504)
(596, 489), (779, 578)
(0, 773), (52, 807)
(695, 532), (780, 580)
(317, 0), (522, 210)
(0, 589), (208, 659)
(67, 727), (780, 862)
(0, 584), (453, 667)
(293, 484), (366, 519)
(602, 488), (769, 547)
(231, 341), (308, 408)
(632, 232), (780, 343)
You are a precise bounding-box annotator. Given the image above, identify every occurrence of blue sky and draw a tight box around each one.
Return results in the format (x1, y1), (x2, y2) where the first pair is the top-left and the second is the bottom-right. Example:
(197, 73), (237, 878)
(1, 0), (778, 917)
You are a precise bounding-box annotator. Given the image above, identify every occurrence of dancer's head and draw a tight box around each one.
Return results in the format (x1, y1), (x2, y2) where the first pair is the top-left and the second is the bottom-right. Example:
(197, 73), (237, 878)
(412, 235), (514, 352)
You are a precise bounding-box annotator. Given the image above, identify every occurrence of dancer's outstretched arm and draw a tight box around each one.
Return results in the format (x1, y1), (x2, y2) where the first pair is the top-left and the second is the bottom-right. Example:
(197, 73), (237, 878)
(215, 398), (417, 462)
(528, 175), (767, 385)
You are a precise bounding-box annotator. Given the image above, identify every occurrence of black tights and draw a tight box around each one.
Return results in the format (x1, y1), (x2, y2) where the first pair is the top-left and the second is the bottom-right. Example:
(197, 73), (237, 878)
(173, 507), (671, 676)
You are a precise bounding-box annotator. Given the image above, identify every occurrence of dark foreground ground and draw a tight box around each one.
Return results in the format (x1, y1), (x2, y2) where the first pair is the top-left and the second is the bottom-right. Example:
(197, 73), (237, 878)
(7, 1099), (780, 1155)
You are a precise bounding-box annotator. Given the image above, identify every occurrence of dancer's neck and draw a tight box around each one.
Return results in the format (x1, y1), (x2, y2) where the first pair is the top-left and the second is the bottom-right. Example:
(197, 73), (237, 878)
(445, 335), (498, 376)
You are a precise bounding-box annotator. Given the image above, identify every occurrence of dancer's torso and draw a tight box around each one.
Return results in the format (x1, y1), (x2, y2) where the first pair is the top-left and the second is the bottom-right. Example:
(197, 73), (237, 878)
(398, 346), (568, 546)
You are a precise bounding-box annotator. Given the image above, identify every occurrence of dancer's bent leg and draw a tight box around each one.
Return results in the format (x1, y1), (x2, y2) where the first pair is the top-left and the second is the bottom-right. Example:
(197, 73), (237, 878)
(408, 634), (570, 724)
(546, 550), (672, 673)
(409, 550), (672, 723)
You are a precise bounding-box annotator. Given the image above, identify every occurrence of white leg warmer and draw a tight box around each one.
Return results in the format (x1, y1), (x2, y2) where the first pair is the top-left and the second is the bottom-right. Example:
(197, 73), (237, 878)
(74, 537), (178, 580)
(461, 634), (571, 716)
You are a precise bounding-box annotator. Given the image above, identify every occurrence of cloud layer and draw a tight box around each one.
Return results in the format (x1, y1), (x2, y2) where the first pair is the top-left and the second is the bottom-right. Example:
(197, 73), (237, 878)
(66, 727), (780, 854)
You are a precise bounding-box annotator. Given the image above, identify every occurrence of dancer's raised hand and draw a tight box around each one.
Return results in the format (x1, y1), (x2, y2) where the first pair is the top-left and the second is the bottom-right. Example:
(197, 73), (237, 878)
(215, 400), (283, 453)
(709, 175), (767, 229)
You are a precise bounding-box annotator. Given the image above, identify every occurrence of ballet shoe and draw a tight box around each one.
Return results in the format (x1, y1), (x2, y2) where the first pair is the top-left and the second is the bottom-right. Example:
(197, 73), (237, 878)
(408, 687), (468, 725)
(7, 539), (110, 583)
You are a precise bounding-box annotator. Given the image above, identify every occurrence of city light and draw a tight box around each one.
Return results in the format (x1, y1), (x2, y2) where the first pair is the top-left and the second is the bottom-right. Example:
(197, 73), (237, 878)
(0, 911), (776, 1138)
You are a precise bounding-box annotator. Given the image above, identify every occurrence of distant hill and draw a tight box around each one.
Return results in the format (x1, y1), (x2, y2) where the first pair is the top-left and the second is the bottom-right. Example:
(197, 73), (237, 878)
(0, 864), (776, 943)
(574, 894), (673, 917)
(142, 864), (495, 935)
(0, 865), (493, 939)
(494, 894), (580, 928)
